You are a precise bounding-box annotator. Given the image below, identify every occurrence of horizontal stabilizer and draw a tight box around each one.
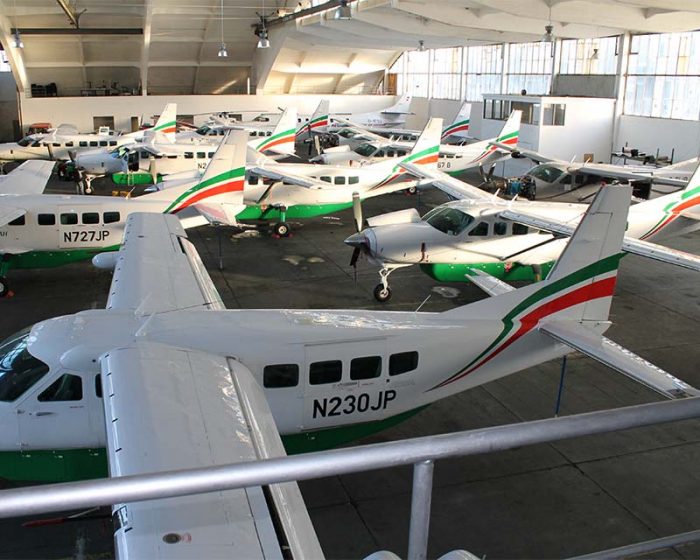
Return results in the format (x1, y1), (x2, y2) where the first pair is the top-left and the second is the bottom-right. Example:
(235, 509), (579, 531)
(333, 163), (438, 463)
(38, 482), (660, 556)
(466, 269), (516, 296)
(540, 321), (700, 399)
(680, 207), (700, 221)
(399, 162), (492, 201)
(500, 208), (700, 272)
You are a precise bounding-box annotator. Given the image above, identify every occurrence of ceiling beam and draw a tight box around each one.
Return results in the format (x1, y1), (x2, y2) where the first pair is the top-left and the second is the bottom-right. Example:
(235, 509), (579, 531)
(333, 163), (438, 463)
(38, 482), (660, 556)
(0, 15), (28, 93)
(141, 0), (152, 95)
(12, 28), (143, 35)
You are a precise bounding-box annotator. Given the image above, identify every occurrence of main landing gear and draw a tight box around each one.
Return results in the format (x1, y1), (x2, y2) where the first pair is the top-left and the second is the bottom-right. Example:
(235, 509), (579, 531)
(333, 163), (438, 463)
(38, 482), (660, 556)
(271, 206), (291, 238)
(373, 267), (396, 302)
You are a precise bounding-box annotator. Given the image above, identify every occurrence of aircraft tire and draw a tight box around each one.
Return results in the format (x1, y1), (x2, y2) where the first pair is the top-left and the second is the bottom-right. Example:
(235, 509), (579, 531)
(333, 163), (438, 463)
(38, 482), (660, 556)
(373, 284), (392, 303)
(274, 222), (290, 237)
(0, 277), (9, 298)
(406, 186), (418, 195)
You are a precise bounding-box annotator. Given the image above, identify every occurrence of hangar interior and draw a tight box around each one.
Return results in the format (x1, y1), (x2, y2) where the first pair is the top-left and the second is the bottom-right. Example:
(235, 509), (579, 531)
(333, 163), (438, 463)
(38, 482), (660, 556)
(0, 1), (699, 559)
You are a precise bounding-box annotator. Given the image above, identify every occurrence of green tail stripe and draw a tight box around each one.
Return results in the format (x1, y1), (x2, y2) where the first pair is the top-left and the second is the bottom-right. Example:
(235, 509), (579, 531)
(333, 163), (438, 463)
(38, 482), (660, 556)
(257, 127), (295, 149)
(498, 130), (519, 142)
(401, 144), (439, 165)
(153, 120), (176, 132)
(310, 115), (328, 125)
(164, 166), (245, 213)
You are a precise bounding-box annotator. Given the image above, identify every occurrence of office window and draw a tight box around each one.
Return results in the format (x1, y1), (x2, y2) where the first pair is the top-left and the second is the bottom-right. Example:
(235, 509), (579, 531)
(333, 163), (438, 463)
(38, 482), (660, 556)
(543, 104), (566, 126)
(464, 44), (503, 101)
(559, 37), (618, 75)
(505, 42), (553, 95)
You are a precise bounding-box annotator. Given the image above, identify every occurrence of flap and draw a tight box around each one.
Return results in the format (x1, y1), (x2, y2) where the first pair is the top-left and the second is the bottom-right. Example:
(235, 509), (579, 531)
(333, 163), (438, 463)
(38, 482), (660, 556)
(539, 321), (700, 399)
(0, 160), (54, 195)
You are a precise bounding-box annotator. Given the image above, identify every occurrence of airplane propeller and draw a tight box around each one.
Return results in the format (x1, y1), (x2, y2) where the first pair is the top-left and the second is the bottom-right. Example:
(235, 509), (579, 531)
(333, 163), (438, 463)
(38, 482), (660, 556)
(148, 157), (158, 185)
(352, 191), (363, 233)
(346, 193), (369, 282)
(478, 163), (497, 187)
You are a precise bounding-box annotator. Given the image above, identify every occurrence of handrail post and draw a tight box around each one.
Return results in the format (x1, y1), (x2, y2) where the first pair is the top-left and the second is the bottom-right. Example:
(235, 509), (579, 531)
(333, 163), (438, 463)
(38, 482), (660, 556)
(407, 459), (434, 560)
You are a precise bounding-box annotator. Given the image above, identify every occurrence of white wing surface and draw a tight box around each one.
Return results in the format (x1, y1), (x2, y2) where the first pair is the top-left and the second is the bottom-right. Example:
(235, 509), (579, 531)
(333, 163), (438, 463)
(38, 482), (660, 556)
(105, 213), (225, 313)
(0, 160), (54, 195)
(399, 162), (493, 201)
(101, 343), (323, 559)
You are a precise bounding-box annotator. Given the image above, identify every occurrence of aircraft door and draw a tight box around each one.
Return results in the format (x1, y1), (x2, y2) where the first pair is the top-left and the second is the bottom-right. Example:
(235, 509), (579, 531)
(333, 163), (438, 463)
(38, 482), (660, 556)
(58, 205), (110, 249)
(127, 150), (139, 171)
(17, 371), (97, 450)
(302, 338), (390, 430)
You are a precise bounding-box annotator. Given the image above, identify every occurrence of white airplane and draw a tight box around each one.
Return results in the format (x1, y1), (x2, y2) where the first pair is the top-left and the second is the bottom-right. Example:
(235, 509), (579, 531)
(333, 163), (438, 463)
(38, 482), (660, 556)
(0, 131), (248, 296)
(74, 107), (298, 186)
(0, 185), (696, 502)
(494, 141), (696, 199)
(330, 93), (413, 128)
(0, 104), (177, 164)
(315, 111), (521, 180)
(345, 162), (700, 302)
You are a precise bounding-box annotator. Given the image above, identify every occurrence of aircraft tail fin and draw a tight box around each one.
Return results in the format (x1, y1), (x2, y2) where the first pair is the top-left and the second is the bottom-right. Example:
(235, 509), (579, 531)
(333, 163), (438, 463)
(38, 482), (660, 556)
(495, 110), (521, 148)
(253, 107), (297, 156)
(149, 103), (177, 143)
(304, 99), (330, 134)
(402, 117), (442, 167)
(384, 93), (412, 114)
(441, 102), (472, 140)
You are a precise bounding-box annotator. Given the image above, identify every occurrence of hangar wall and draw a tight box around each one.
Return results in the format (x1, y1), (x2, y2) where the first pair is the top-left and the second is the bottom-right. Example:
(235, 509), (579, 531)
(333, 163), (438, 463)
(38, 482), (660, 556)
(0, 74), (19, 142)
(18, 94), (399, 134)
(614, 115), (700, 162)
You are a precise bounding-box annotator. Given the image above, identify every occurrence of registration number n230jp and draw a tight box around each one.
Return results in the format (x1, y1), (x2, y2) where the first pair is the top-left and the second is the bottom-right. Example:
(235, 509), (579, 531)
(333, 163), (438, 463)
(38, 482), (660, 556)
(312, 390), (396, 419)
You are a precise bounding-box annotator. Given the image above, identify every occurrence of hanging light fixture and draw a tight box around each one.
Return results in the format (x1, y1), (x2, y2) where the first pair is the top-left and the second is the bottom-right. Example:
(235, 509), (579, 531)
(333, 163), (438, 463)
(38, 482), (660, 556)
(541, 5), (554, 44)
(257, 0), (269, 49)
(334, 0), (352, 20)
(13, 29), (23, 49)
(418, 39), (426, 52)
(217, 0), (228, 57)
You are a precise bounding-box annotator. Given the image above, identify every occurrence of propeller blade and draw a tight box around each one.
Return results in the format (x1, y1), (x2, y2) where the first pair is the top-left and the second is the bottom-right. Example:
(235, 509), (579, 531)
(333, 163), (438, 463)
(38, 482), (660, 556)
(68, 150), (76, 162)
(478, 163), (487, 182)
(487, 164), (496, 179)
(148, 157), (158, 184)
(352, 192), (362, 232)
(350, 246), (361, 268)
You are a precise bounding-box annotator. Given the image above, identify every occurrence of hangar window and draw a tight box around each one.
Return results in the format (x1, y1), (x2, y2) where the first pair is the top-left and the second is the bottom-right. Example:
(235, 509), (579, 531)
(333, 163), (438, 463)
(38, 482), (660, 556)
(8, 215), (25, 226)
(309, 360), (342, 385)
(506, 42), (553, 96)
(38, 214), (55, 226)
(390, 352), (418, 376)
(263, 364), (299, 388)
(60, 213), (78, 225)
(0, 328), (50, 402)
(103, 212), (120, 224)
(82, 212), (99, 224)
(38, 374), (82, 402)
(559, 37), (618, 75)
(350, 356), (381, 380)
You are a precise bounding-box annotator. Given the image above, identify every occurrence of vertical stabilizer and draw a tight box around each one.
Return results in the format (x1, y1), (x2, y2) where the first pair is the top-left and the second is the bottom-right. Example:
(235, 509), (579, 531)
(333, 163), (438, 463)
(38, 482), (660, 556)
(150, 103), (178, 143)
(253, 107), (297, 156)
(441, 102), (472, 140)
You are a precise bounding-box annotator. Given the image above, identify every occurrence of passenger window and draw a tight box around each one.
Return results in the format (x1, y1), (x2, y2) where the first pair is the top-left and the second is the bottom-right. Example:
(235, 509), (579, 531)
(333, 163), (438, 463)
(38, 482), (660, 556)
(309, 360), (342, 385)
(0, 329), (50, 402)
(513, 223), (529, 235)
(38, 214), (56, 226)
(95, 374), (102, 398)
(349, 176), (359, 185)
(266, 131), (272, 136)
(263, 364), (299, 388)
(167, 155), (177, 159)
(65, 141), (74, 147)
(79, 141), (88, 147)
(8, 215), (25, 226)
(109, 141), (117, 146)
(350, 356), (381, 380)
(248, 175), (259, 185)
(197, 152), (206, 159)
(387, 150), (395, 157)
(320, 176), (331, 183)
(60, 213), (78, 225)
(82, 212), (99, 225)
(398, 150), (407, 156)
(52, 143), (61, 147)
(334, 176), (346, 185)
(184, 152), (194, 159)
(99, 141), (108, 147)
(103, 211), (120, 224)
(89, 141), (98, 147)
(468, 222), (489, 236)
(494, 222), (507, 235)
(208, 152), (215, 158)
(390, 351), (419, 376)
(38, 374), (82, 402)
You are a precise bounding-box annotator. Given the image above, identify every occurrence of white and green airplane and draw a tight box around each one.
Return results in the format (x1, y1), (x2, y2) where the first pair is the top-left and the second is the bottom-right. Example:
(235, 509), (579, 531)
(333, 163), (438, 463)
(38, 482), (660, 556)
(346, 161), (700, 301)
(0, 183), (695, 497)
(0, 131), (249, 296)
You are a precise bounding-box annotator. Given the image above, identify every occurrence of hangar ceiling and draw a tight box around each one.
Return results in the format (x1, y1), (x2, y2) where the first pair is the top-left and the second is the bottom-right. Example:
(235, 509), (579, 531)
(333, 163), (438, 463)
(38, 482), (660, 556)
(0, 0), (699, 96)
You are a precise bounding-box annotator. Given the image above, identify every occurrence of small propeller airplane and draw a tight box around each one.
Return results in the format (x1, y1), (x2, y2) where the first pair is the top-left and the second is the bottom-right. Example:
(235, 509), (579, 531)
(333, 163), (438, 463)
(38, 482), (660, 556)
(0, 131), (248, 297)
(345, 161), (700, 302)
(314, 110), (521, 182)
(494, 141), (697, 199)
(0, 184), (696, 508)
(330, 93), (414, 128)
(0, 104), (177, 164)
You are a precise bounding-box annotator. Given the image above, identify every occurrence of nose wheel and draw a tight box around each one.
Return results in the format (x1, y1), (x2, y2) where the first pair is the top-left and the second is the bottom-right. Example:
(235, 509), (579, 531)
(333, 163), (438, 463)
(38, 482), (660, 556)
(373, 267), (395, 302)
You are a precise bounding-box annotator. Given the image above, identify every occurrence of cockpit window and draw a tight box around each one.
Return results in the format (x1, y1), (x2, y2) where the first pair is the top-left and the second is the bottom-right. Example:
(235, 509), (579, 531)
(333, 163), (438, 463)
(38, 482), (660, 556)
(355, 143), (377, 157)
(0, 328), (50, 402)
(338, 129), (355, 139)
(423, 207), (475, 235)
(529, 165), (564, 183)
(17, 137), (32, 147)
(196, 126), (211, 136)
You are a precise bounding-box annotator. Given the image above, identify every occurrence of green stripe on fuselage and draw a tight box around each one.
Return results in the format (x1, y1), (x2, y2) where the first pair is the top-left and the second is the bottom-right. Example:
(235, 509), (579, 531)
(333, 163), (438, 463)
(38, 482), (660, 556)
(2, 245), (121, 273)
(421, 261), (555, 283)
(237, 202), (353, 221)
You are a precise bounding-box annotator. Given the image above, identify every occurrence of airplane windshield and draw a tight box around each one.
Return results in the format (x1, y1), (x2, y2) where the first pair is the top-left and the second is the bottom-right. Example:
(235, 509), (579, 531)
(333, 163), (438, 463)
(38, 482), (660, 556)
(423, 207), (475, 235)
(0, 328), (50, 402)
(355, 143), (377, 157)
(338, 129), (356, 139)
(16, 137), (33, 147)
(529, 165), (564, 183)
(252, 116), (270, 122)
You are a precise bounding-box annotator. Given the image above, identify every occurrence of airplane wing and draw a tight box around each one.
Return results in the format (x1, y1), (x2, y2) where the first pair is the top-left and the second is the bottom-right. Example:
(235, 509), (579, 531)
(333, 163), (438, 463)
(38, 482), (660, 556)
(499, 207), (700, 272)
(465, 269), (515, 296)
(105, 213), (225, 314)
(488, 142), (556, 164)
(101, 342), (323, 559)
(331, 117), (391, 143)
(539, 321), (700, 399)
(0, 160), (55, 195)
(399, 161), (493, 201)
(251, 166), (328, 189)
(575, 163), (688, 188)
(0, 205), (26, 227)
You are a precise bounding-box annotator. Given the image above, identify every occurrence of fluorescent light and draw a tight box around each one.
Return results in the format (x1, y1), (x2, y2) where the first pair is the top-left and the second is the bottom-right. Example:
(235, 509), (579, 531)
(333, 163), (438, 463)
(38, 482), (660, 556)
(334, 0), (351, 20)
(218, 43), (228, 57)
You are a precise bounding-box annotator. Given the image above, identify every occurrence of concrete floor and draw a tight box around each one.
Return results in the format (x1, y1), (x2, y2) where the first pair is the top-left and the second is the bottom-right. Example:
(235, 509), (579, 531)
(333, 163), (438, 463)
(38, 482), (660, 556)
(1, 168), (699, 559)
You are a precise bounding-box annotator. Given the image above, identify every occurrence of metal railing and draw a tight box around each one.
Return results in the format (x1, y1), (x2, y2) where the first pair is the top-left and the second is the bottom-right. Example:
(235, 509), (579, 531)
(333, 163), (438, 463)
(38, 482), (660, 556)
(1, 398), (700, 559)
